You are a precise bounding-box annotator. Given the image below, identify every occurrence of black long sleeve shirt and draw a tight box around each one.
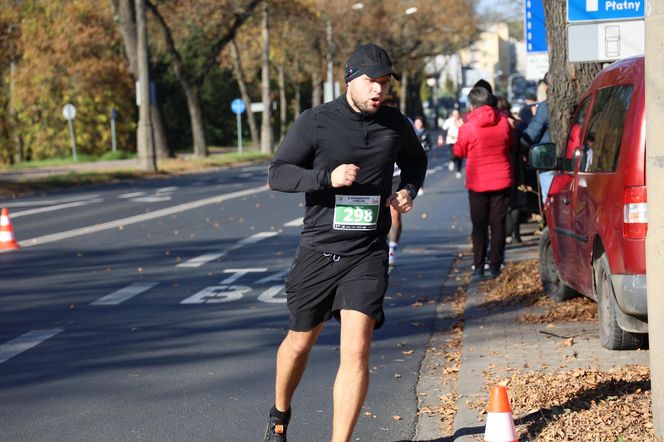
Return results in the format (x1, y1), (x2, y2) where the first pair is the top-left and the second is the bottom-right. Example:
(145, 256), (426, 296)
(268, 94), (427, 255)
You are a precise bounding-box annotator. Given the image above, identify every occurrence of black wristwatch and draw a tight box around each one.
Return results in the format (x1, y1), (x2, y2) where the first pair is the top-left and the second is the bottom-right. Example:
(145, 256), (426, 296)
(398, 183), (419, 200)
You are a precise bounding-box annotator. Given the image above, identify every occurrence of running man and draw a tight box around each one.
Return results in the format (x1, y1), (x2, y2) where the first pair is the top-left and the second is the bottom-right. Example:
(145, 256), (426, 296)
(265, 43), (428, 442)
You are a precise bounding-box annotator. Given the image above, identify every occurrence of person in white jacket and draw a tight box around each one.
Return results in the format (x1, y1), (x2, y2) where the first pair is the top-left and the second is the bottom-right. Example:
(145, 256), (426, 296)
(442, 109), (464, 178)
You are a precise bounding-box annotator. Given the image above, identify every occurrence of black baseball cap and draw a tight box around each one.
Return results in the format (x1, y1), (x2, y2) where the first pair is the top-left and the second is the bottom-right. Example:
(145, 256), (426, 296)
(344, 43), (400, 83)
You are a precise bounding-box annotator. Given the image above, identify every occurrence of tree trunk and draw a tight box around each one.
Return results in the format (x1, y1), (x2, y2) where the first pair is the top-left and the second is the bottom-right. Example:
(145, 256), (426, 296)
(112, 0), (170, 159)
(151, 101), (171, 158)
(278, 63), (287, 143)
(400, 70), (409, 115)
(181, 82), (207, 157)
(542, 0), (602, 150)
(312, 69), (322, 108)
(292, 54), (301, 117)
(9, 60), (23, 164)
(260, 0), (273, 154)
(230, 39), (259, 149)
(293, 85), (301, 119)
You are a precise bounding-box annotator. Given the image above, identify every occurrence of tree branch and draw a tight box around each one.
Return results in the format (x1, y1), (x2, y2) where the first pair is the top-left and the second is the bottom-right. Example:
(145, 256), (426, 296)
(194, 0), (262, 86)
(145, 0), (190, 82)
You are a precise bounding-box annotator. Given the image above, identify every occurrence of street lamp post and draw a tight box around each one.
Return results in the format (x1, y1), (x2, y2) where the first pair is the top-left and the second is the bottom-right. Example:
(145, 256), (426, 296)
(507, 72), (524, 103)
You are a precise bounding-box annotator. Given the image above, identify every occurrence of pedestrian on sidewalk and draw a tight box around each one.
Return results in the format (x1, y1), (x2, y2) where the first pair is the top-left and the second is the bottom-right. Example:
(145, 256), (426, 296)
(265, 42), (428, 442)
(442, 109), (464, 179)
(521, 73), (552, 203)
(454, 85), (514, 279)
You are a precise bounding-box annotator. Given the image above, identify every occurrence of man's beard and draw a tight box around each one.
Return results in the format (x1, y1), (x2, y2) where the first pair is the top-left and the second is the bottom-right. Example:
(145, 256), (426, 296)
(349, 90), (381, 115)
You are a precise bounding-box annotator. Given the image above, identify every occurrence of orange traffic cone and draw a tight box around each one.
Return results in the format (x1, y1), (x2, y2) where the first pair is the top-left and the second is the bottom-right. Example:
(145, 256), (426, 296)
(0, 208), (20, 250)
(484, 385), (517, 442)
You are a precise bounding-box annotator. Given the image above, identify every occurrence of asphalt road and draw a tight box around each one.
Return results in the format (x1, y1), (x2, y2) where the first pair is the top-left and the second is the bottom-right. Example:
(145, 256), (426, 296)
(0, 149), (471, 442)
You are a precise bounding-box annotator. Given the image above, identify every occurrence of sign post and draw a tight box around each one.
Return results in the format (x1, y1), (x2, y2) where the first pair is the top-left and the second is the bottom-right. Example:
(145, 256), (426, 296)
(110, 109), (118, 152)
(231, 98), (246, 154)
(62, 103), (78, 162)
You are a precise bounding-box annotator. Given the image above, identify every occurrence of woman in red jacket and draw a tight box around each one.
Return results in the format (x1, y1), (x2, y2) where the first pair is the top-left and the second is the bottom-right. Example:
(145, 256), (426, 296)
(454, 86), (514, 279)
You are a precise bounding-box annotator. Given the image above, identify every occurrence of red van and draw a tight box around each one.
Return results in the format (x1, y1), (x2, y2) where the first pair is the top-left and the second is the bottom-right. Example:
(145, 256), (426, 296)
(530, 56), (647, 350)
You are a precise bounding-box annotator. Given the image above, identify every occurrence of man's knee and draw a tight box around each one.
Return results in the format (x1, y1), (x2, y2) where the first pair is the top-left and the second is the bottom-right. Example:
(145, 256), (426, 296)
(339, 311), (374, 362)
(285, 326), (321, 356)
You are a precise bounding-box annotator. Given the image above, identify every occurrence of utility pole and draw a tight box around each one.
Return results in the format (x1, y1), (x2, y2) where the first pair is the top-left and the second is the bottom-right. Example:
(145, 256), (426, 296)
(645, 0), (664, 438)
(260, 0), (272, 154)
(135, 0), (156, 172)
(324, 18), (334, 102)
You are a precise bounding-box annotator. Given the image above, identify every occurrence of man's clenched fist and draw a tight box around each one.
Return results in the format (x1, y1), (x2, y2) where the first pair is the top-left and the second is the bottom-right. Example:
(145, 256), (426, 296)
(331, 164), (359, 188)
(386, 189), (413, 213)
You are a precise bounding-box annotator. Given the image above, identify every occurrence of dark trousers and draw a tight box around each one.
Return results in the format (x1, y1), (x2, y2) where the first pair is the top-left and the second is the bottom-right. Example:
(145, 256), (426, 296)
(468, 188), (510, 270)
(445, 144), (463, 171)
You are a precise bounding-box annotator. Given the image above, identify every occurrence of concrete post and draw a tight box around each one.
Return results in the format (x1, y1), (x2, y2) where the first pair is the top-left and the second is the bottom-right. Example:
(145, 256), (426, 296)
(135, 0), (156, 172)
(645, 0), (664, 438)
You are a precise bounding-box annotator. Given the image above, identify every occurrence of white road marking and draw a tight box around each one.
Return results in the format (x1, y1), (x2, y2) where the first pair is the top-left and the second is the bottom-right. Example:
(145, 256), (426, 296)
(0, 329), (64, 364)
(235, 231), (278, 246)
(91, 282), (159, 305)
(130, 196), (172, 203)
(1, 194), (100, 208)
(240, 165), (267, 172)
(180, 285), (252, 304)
(156, 186), (178, 193)
(284, 217), (304, 227)
(177, 252), (227, 268)
(11, 198), (103, 218)
(12, 185), (268, 250)
(258, 285), (287, 303)
(221, 268), (267, 284)
(255, 269), (289, 284)
(118, 192), (146, 199)
(176, 231), (278, 268)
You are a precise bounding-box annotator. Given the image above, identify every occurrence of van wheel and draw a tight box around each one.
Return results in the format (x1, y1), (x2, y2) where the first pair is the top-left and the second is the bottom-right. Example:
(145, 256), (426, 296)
(594, 253), (645, 350)
(539, 227), (576, 302)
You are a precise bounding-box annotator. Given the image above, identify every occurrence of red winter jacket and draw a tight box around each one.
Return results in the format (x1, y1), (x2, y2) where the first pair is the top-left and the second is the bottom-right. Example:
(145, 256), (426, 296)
(453, 105), (514, 192)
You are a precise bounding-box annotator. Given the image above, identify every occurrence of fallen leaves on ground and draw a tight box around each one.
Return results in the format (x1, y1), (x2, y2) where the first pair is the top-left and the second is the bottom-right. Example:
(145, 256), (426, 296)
(480, 259), (597, 323)
(469, 259), (652, 440)
(476, 366), (653, 441)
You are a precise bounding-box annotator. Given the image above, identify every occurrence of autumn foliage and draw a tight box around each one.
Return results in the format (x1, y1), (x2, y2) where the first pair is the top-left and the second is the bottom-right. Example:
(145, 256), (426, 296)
(1, 0), (479, 165)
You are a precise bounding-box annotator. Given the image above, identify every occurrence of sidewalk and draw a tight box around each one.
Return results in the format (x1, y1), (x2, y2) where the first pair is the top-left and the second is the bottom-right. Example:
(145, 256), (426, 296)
(414, 224), (650, 441)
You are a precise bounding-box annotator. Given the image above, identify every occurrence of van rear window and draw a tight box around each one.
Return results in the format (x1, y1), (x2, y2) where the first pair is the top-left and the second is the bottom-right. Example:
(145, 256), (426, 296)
(582, 85), (634, 172)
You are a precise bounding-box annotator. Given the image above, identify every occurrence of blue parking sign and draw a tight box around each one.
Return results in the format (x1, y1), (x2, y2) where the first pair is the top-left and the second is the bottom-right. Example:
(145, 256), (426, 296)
(231, 98), (246, 114)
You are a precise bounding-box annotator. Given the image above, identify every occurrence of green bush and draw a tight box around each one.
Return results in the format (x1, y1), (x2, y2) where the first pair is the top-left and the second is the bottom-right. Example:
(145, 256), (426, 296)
(99, 150), (137, 161)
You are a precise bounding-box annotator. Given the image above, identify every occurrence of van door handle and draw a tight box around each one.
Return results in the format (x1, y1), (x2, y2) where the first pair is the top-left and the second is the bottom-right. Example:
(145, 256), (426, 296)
(562, 196), (570, 205)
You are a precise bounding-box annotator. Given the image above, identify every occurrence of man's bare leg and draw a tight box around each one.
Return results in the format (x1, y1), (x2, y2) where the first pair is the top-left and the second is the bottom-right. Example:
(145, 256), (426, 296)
(331, 310), (375, 442)
(274, 323), (324, 412)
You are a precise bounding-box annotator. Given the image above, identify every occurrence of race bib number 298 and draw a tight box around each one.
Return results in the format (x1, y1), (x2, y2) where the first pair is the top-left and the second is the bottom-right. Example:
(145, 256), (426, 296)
(333, 195), (380, 230)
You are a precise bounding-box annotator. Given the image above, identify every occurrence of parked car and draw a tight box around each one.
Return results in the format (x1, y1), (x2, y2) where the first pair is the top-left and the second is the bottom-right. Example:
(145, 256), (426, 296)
(529, 55), (647, 350)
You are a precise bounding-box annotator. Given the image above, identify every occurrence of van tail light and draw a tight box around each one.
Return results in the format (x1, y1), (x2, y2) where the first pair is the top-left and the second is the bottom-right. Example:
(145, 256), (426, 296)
(623, 186), (648, 239)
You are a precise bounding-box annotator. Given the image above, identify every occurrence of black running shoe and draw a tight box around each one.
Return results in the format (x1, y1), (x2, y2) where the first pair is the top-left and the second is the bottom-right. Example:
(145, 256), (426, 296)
(264, 414), (288, 442)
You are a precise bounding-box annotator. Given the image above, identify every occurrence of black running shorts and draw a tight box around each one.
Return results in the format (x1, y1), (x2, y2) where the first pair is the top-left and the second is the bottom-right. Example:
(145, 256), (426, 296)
(285, 244), (389, 331)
